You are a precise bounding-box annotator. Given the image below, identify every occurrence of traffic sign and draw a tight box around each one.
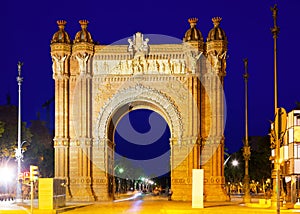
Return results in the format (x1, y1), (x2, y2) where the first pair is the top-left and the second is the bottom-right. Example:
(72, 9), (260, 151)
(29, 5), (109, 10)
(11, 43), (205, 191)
(30, 165), (39, 182)
(274, 107), (287, 141)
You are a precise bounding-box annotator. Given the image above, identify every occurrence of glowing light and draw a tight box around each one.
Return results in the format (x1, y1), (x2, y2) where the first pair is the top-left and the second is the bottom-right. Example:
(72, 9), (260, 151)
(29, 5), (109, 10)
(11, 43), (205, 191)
(118, 168), (124, 174)
(114, 192), (144, 203)
(0, 167), (14, 183)
(232, 159), (239, 167)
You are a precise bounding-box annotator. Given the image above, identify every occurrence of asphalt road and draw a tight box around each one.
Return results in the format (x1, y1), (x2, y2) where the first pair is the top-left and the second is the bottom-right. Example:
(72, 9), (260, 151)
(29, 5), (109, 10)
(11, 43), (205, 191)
(60, 195), (300, 214)
(1, 194), (300, 214)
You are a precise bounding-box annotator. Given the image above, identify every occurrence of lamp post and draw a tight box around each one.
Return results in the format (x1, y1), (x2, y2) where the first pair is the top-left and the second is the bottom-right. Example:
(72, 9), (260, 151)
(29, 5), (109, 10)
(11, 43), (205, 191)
(16, 61), (24, 203)
(231, 159), (239, 195)
(271, 4), (281, 213)
(114, 165), (124, 195)
(243, 58), (251, 203)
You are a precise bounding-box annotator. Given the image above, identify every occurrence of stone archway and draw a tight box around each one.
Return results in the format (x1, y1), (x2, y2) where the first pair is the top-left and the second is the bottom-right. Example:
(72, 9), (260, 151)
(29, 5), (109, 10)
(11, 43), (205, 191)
(91, 84), (183, 200)
(51, 18), (229, 201)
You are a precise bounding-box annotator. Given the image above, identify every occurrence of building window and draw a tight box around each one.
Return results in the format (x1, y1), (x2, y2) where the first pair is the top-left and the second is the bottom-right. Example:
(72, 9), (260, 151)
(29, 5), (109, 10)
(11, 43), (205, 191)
(295, 114), (300, 126)
(294, 144), (300, 158)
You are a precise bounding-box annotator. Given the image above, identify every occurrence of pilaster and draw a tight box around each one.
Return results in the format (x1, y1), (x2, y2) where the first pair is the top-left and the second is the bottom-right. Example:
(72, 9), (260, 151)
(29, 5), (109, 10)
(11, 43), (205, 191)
(201, 28), (228, 201)
(66, 41), (95, 201)
(68, 138), (95, 201)
(91, 138), (114, 201)
(201, 137), (229, 201)
(171, 137), (200, 201)
(51, 42), (71, 198)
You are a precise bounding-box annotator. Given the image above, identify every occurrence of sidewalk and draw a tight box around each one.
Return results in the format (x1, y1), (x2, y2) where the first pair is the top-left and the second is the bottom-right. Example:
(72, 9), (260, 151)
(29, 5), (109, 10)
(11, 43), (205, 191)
(2, 196), (300, 213)
(0, 200), (90, 214)
(157, 196), (300, 214)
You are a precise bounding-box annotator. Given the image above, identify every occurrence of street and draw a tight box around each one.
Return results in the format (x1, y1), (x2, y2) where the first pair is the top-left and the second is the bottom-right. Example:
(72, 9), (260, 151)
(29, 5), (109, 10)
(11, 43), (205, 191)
(58, 195), (295, 214)
(1, 194), (300, 214)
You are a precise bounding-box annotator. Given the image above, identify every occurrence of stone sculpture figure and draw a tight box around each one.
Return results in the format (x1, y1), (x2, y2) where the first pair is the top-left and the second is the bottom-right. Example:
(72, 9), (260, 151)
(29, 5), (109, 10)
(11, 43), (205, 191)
(76, 53), (89, 73)
(52, 54), (67, 74)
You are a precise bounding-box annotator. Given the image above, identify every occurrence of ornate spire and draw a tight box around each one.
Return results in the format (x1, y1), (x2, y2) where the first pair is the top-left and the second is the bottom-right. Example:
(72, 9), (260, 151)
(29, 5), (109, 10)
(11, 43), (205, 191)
(188, 17), (198, 28)
(74, 20), (93, 43)
(183, 17), (203, 42)
(207, 17), (227, 42)
(57, 20), (67, 30)
(79, 20), (89, 29)
(212, 17), (222, 28)
(51, 20), (71, 44)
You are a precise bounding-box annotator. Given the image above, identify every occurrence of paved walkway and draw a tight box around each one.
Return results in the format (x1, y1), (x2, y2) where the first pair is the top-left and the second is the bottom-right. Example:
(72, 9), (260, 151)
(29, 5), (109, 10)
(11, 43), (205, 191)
(1, 196), (300, 214)
(57, 199), (300, 214)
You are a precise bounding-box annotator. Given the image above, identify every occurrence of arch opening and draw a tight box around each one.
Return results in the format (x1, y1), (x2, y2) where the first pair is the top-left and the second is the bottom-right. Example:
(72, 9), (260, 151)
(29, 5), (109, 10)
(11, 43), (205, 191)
(110, 108), (171, 194)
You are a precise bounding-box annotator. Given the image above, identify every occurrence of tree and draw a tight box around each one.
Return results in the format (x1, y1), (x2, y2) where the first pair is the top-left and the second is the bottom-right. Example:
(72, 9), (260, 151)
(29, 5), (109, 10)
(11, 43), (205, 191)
(24, 119), (54, 177)
(295, 101), (300, 110)
(0, 121), (4, 137)
(248, 136), (271, 181)
(0, 105), (32, 164)
(225, 135), (271, 184)
(224, 152), (244, 184)
(114, 156), (146, 180)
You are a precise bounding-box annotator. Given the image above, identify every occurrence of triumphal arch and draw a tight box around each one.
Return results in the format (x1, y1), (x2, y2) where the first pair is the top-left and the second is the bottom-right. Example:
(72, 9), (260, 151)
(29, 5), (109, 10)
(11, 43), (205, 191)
(50, 17), (228, 201)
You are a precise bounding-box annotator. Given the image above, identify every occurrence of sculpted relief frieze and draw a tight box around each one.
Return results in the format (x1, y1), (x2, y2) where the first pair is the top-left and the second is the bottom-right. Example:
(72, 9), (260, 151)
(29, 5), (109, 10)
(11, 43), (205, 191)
(92, 32), (189, 75)
(93, 58), (186, 75)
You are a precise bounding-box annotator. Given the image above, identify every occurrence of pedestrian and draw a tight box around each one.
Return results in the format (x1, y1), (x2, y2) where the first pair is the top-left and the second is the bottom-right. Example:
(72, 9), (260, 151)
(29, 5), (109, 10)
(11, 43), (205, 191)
(168, 189), (173, 201)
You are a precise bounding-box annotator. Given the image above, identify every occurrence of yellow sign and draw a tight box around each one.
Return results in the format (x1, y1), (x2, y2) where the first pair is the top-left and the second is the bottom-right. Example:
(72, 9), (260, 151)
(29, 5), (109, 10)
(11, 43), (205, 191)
(30, 165), (39, 182)
(39, 178), (54, 210)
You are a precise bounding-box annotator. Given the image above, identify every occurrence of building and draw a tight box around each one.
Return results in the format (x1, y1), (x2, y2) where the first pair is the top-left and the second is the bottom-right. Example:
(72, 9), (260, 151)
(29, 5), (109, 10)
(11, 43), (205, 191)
(279, 110), (300, 203)
(270, 109), (300, 204)
(50, 18), (228, 201)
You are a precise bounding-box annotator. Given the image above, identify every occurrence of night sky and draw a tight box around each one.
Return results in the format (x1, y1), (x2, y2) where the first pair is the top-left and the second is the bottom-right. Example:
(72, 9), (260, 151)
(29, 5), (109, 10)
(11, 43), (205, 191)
(1, 0), (299, 154)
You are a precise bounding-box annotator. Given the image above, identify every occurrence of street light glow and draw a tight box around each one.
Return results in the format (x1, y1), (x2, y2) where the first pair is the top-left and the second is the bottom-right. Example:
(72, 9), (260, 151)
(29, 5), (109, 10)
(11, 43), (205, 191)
(232, 159), (239, 167)
(0, 167), (14, 183)
(118, 168), (124, 174)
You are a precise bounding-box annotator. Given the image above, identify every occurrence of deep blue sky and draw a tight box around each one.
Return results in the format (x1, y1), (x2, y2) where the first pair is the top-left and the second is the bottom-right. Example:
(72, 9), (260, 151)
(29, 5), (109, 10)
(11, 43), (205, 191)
(1, 0), (299, 154)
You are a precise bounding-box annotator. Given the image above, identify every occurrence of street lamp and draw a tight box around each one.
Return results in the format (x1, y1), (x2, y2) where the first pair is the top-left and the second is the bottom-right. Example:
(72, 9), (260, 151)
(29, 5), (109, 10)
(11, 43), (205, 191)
(232, 159), (239, 167)
(243, 58), (251, 203)
(270, 5), (281, 213)
(114, 166), (124, 194)
(0, 166), (14, 183)
(118, 167), (124, 174)
(229, 159), (239, 195)
(16, 61), (24, 203)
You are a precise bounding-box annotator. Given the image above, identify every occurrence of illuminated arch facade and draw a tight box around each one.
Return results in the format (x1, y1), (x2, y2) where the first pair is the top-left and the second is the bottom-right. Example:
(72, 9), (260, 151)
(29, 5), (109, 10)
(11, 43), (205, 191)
(50, 18), (228, 201)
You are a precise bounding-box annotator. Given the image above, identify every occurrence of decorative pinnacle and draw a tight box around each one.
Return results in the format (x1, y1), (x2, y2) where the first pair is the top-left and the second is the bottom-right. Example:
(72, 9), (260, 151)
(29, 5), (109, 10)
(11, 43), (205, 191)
(79, 20), (89, 29)
(271, 4), (278, 20)
(188, 18), (198, 28)
(243, 58), (249, 80)
(271, 4), (279, 38)
(17, 61), (23, 75)
(212, 17), (222, 27)
(57, 20), (67, 29)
